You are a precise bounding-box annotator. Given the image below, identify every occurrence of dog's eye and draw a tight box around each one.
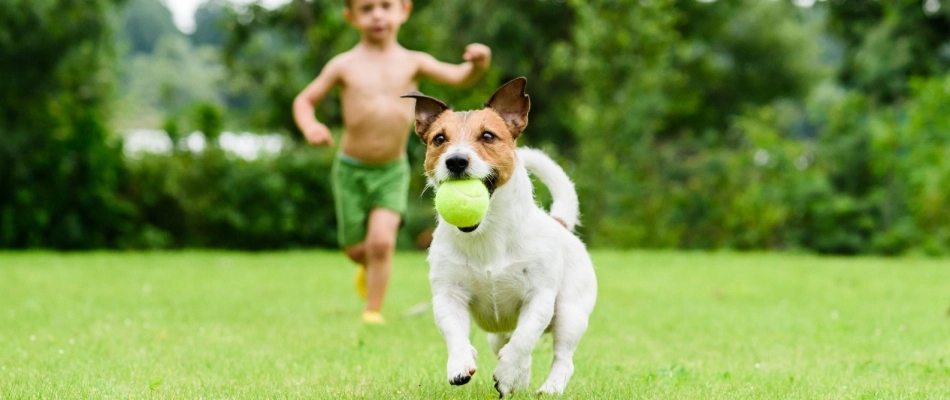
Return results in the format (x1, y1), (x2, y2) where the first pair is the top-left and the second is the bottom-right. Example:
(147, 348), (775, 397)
(480, 132), (496, 143)
(432, 134), (446, 146)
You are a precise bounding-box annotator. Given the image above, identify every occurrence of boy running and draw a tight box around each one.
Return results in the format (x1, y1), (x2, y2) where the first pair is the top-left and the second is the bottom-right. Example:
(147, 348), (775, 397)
(292, 0), (491, 324)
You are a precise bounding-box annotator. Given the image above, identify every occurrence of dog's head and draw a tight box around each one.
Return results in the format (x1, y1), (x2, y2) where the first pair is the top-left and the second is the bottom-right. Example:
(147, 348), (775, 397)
(401, 77), (530, 193)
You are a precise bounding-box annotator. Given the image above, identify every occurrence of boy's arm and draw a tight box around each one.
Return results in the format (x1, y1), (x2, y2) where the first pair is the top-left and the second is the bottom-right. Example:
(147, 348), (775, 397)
(293, 58), (341, 146)
(416, 43), (491, 88)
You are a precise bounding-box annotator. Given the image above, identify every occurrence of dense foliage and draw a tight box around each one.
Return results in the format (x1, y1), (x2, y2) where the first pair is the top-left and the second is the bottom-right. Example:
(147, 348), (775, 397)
(121, 147), (338, 249)
(0, 0), (133, 249)
(3, 0), (950, 254)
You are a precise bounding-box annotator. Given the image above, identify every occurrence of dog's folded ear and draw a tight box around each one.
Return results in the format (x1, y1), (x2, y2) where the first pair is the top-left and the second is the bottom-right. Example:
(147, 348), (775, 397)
(401, 92), (449, 141)
(485, 77), (530, 138)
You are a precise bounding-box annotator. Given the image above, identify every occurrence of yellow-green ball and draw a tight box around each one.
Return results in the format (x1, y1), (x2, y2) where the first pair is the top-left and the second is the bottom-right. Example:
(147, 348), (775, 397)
(435, 179), (489, 228)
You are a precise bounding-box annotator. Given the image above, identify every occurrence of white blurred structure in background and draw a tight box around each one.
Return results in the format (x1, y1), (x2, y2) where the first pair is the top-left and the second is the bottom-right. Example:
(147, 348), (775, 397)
(122, 129), (285, 160)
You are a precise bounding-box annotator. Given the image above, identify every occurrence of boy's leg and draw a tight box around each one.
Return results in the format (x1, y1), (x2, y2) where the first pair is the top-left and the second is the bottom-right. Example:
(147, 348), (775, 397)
(331, 156), (372, 299)
(343, 244), (367, 265)
(343, 244), (369, 299)
(363, 207), (401, 312)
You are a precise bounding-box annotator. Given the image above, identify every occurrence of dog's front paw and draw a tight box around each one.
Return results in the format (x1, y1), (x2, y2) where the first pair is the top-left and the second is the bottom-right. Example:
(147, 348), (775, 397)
(446, 345), (478, 385)
(536, 381), (567, 396)
(492, 348), (531, 397)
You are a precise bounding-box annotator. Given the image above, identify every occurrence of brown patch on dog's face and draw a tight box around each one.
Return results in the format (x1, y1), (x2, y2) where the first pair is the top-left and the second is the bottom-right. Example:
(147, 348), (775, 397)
(421, 109), (519, 189)
(403, 77), (531, 191)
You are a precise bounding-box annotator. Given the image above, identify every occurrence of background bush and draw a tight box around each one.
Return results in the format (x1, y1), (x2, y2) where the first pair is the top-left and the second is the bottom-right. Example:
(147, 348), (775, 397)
(120, 143), (436, 250)
(120, 146), (340, 249)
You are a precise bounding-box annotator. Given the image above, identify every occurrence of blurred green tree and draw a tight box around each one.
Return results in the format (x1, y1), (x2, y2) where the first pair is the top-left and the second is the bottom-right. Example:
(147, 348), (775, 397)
(222, 0), (352, 137)
(823, 0), (950, 101)
(192, 0), (236, 47)
(0, 0), (132, 248)
(119, 0), (183, 54)
(114, 35), (226, 129)
(663, 0), (826, 139)
(561, 0), (827, 245)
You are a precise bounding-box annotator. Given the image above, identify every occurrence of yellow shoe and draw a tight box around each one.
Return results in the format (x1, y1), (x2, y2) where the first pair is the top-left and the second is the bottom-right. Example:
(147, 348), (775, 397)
(362, 310), (385, 325)
(354, 265), (367, 299)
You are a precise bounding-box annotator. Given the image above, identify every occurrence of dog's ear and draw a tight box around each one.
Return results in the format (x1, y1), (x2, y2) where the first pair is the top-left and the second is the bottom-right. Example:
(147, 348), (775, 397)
(484, 77), (530, 138)
(401, 92), (449, 141)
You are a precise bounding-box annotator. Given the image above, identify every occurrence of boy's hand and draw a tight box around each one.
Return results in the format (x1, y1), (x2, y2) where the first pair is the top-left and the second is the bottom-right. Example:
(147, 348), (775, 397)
(303, 123), (335, 147)
(463, 43), (491, 71)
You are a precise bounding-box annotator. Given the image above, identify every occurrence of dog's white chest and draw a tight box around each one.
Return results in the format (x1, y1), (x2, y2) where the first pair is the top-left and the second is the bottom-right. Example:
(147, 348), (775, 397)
(463, 261), (532, 333)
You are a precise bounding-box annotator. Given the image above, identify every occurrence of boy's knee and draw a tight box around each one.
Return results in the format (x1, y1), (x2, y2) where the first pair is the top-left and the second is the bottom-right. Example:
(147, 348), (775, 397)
(344, 245), (366, 264)
(366, 235), (395, 259)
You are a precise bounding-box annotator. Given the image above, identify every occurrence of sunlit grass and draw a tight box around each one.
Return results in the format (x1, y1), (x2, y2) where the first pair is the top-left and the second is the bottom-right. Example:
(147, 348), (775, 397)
(1, 251), (949, 399)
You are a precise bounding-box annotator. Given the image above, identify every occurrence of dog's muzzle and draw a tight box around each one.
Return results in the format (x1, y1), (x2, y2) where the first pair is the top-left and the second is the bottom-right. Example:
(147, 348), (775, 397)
(445, 154), (469, 177)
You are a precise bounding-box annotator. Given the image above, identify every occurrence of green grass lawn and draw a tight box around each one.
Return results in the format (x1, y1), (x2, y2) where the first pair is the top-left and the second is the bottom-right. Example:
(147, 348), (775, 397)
(1, 251), (949, 399)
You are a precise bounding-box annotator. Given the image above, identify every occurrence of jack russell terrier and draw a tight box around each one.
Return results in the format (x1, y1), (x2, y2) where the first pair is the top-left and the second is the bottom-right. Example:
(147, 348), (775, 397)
(402, 77), (597, 397)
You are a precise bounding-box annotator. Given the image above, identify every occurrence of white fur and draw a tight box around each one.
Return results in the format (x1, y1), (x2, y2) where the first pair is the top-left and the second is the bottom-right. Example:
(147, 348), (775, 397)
(427, 147), (597, 396)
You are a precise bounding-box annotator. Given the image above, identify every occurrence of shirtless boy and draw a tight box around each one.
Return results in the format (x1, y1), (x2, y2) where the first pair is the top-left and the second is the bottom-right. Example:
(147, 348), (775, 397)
(292, 0), (491, 324)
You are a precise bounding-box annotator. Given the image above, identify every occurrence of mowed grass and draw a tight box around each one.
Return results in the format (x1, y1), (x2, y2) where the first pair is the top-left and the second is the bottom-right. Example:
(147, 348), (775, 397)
(1, 251), (949, 399)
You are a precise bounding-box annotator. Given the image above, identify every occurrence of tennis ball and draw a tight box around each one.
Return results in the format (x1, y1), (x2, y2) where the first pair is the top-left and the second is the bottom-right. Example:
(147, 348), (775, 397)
(434, 179), (489, 228)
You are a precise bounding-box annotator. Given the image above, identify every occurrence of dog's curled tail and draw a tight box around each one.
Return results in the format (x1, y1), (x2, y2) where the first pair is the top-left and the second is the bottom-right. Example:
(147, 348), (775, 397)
(518, 147), (580, 231)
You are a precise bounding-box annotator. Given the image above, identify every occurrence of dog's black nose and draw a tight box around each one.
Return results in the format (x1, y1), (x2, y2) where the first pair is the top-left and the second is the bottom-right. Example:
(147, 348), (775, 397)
(445, 155), (469, 174)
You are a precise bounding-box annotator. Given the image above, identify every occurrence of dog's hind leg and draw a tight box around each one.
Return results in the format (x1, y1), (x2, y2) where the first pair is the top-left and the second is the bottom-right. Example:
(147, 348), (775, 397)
(537, 304), (590, 395)
(493, 289), (556, 397)
(488, 333), (511, 358)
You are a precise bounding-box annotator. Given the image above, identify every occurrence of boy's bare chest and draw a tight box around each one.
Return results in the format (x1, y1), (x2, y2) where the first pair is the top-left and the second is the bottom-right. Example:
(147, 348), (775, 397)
(341, 59), (417, 95)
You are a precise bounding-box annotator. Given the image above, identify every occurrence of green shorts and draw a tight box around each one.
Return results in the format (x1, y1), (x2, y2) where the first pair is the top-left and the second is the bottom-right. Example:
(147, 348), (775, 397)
(331, 153), (410, 247)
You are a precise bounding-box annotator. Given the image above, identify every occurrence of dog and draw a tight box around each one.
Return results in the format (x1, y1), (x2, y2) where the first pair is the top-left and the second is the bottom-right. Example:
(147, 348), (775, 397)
(401, 77), (597, 396)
